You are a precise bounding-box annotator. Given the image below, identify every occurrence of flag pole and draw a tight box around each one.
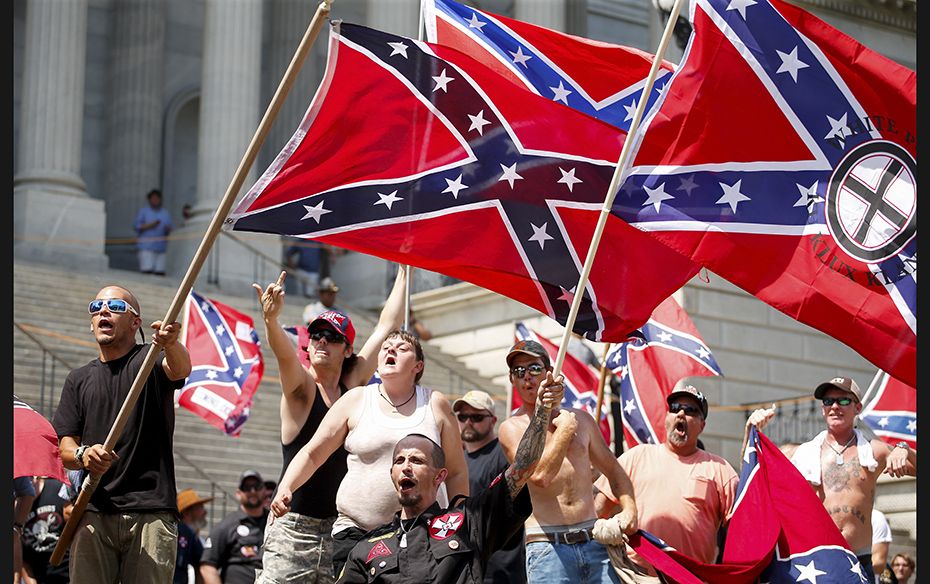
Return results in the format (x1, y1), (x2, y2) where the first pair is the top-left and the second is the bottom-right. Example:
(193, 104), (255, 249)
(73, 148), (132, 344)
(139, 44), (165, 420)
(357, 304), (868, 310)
(859, 369), (885, 410)
(594, 342), (612, 424)
(50, 0), (334, 566)
(549, 0), (686, 379)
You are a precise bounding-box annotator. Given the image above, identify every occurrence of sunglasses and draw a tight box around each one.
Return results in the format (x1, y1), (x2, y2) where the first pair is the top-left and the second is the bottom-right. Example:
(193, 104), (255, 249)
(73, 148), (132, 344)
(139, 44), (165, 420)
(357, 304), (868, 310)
(456, 413), (491, 424)
(821, 397), (854, 407)
(240, 483), (263, 492)
(88, 298), (139, 316)
(668, 402), (702, 416)
(510, 363), (546, 378)
(309, 329), (346, 344)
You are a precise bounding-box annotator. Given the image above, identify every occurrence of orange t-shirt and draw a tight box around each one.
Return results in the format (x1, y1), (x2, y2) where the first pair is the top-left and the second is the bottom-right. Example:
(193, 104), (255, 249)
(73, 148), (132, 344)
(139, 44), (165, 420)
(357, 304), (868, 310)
(594, 444), (738, 570)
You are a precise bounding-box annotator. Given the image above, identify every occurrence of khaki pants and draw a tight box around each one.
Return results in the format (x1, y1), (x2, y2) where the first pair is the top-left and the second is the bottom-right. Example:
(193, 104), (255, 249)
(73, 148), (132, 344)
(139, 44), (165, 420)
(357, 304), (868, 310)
(70, 511), (178, 584)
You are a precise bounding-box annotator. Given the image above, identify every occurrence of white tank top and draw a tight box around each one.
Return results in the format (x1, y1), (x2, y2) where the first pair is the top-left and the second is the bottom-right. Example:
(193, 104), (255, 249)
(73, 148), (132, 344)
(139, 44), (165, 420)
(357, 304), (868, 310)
(333, 383), (448, 534)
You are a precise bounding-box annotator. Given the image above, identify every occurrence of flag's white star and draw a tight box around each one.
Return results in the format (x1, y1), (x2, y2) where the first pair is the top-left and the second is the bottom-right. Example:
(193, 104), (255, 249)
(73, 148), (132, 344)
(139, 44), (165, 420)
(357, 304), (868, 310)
(793, 181), (823, 209)
(776, 46), (809, 82)
(643, 183), (675, 213)
(215, 325), (226, 336)
(432, 68), (454, 93)
(743, 445), (756, 464)
(848, 556), (867, 581)
(656, 331), (673, 343)
(825, 113), (852, 142)
(225, 346), (234, 356)
(443, 174), (468, 199)
(696, 346), (711, 360)
(878, 417), (890, 428)
(795, 559), (827, 584)
(234, 366), (243, 378)
(550, 80), (572, 104)
(200, 301), (211, 311)
(624, 399), (638, 414)
(677, 175), (699, 196)
(906, 420), (916, 432)
(727, 0), (757, 19)
(374, 190), (403, 211)
(301, 200), (332, 223)
(557, 286), (576, 305)
(557, 167), (583, 192)
(387, 41), (409, 58)
(206, 370), (218, 380)
(716, 179), (751, 213)
(528, 222), (554, 250)
(655, 80), (670, 100)
(466, 13), (487, 31)
(623, 99), (639, 123)
(467, 110), (492, 135)
(510, 46), (532, 67)
(499, 163), (524, 188)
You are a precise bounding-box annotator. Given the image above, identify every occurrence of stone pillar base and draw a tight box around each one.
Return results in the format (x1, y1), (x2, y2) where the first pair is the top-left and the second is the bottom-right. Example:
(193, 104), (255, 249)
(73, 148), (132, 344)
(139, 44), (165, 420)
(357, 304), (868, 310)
(14, 189), (109, 271)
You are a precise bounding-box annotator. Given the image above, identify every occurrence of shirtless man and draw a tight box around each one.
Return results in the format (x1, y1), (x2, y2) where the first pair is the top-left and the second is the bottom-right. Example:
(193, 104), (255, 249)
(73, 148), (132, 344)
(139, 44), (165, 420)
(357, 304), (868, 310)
(252, 266), (407, 584)
(747, 376), (916, 582)
(498, 340), (637, 584)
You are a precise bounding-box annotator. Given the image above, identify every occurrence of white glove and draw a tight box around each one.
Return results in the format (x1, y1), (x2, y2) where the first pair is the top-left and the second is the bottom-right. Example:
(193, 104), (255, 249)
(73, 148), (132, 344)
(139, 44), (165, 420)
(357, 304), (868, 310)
(593, 516), (626, 546)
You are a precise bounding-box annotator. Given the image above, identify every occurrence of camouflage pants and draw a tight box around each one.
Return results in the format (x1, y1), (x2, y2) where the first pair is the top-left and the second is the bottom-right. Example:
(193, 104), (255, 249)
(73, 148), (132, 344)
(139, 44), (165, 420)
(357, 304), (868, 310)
(256, 512), (336, 584)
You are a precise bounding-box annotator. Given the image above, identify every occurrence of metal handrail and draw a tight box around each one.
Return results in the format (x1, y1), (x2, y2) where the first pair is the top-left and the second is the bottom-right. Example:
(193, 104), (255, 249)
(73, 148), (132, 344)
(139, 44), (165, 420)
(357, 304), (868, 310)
(13, 321), (79, 418)
(174, 449), (236, 532)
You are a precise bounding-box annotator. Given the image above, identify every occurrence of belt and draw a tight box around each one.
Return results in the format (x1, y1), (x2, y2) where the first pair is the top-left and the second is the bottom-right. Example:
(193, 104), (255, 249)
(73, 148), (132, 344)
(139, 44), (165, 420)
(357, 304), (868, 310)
(524, 527), (595, 545)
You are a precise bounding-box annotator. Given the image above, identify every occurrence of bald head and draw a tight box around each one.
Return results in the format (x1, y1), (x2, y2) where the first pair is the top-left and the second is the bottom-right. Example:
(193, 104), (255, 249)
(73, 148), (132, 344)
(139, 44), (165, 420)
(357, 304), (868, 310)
(393, 434), (445, 470)
(97, 285), (141, 315)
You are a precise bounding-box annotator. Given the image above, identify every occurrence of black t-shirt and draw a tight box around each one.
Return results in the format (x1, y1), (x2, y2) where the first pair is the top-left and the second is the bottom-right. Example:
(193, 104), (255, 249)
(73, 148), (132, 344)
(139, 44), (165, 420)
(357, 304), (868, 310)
(21, 479), (71, 583)
(465, 440), (527, 584)
(338, 472), (532, 584)
(201, 509), (268, 584)
(52, 344), (184, 512)
(175, 521), (205, 584)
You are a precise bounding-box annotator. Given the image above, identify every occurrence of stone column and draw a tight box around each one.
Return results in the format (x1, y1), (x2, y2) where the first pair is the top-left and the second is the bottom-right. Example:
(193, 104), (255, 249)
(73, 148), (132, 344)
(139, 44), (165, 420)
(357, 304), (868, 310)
(171, 0), (281, 290)
(515, 0), (567, 31)
(368, 0), (419, 37)
(103, 0), (166, 270)
(14, 0), (108, 271)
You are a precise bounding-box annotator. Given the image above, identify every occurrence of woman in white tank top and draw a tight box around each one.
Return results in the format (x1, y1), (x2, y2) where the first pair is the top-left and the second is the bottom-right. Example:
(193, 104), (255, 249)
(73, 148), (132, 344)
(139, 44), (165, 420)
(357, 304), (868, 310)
(270, 330), (468, 532)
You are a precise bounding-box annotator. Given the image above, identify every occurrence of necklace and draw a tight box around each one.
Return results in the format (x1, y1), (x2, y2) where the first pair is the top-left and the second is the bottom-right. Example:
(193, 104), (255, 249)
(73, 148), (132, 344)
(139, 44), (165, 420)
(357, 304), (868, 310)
(825, 433), (856, 466)
(379, 384), (417, 413)
(397, 512), (423, 548)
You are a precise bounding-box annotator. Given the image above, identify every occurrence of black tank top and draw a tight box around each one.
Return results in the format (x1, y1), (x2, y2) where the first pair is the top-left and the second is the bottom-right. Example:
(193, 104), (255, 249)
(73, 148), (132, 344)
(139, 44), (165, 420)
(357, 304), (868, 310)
(280, 382), (350, 518)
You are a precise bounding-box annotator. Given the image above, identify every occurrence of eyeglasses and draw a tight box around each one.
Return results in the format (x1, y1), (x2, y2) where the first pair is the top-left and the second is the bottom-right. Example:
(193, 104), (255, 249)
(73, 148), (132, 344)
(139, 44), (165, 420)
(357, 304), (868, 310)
(668, 402), (702, 416)
(456, 413), (491, 424)
(821, 397), (854, 407)
(510, 363), (546, 378)
(309, 329), (346, 344)
(88, 298), (139, 316)
(240, 483), (263, 492)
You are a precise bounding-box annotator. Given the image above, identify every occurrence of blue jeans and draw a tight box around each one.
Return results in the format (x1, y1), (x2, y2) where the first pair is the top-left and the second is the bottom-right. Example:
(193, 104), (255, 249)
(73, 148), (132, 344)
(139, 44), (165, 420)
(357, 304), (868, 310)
(526, 540), (620, 584)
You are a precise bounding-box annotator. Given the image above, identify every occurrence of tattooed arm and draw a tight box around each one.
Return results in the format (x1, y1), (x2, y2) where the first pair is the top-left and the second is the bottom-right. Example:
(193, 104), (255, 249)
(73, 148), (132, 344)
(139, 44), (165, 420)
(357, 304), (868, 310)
(504, 371), (565, 500)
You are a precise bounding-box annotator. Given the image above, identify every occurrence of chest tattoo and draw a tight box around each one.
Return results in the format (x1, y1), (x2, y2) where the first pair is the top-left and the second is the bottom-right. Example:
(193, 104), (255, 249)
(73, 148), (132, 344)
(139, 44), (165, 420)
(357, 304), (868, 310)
(822, 460), (863, 492)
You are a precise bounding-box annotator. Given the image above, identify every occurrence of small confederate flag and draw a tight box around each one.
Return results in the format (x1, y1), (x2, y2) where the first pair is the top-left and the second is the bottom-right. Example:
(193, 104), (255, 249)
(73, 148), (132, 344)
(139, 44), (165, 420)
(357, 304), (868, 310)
(511, 323), (610, 443)
(605, 296), (722, 448)
(178, 291), (264, 437)
(860, 371), (916, 451)
(13, 396), (70, 484)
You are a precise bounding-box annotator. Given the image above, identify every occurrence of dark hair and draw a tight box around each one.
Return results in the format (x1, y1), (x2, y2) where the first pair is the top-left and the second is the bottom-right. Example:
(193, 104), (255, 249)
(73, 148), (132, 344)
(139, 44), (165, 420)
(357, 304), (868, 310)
(147, 189), (162, 200)
(394, 433), (445, 469)
(386, 329), (425, 383)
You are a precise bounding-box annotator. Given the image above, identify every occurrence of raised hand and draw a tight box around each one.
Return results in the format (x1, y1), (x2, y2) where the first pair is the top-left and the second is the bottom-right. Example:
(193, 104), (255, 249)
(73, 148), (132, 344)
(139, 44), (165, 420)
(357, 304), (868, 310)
(251, 271), (287, 320)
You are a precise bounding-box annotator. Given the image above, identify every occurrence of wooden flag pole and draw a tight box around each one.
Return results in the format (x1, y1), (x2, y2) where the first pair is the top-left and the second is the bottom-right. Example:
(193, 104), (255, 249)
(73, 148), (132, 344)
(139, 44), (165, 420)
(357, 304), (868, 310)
(50, 0), (334, 566)
(549, 0), (686, 380)
(594, 342), (612, 422)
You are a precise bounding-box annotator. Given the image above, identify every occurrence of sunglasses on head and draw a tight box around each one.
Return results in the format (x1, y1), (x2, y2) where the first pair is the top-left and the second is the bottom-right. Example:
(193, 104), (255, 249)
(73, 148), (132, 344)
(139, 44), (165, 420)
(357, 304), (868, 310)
(821, 397), (854, 407)
(456, 413), (491, 424)
(88, 298), (139, 316)
(510, 363), (546, 378)
(309, 329), (346, 344)
(668, 402), (702, 416)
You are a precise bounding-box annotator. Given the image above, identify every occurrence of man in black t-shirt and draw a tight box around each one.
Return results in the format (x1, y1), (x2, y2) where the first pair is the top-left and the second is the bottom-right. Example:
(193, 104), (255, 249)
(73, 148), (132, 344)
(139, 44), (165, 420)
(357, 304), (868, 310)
(52, 285), (191, 584)
(201, 471), (269, 584)
(20, 477), (74, 584)
(338, 373), (564, 584)
(453, 391), (527, 584)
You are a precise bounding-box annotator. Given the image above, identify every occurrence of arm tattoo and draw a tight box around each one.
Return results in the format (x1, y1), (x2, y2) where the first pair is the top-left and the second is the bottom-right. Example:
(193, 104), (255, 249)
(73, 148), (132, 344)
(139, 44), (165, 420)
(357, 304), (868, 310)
(504, 404), (550, 499)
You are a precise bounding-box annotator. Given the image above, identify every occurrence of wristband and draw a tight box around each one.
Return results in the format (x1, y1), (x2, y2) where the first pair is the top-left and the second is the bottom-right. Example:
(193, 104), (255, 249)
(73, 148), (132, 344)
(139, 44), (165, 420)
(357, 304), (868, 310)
(75, 444), (89, 469)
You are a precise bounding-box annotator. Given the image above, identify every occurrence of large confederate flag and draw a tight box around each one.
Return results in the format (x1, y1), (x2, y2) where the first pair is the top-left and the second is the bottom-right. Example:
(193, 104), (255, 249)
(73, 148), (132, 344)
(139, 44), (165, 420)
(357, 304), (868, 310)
(225, 22), (699, 342)
(613, 0), (916, 385)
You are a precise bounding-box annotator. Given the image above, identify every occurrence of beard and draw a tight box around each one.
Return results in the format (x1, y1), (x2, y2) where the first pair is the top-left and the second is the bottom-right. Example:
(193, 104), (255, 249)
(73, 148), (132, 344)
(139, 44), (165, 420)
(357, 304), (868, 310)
(461, 426), (490, 443)
(397, 491), (422, 508)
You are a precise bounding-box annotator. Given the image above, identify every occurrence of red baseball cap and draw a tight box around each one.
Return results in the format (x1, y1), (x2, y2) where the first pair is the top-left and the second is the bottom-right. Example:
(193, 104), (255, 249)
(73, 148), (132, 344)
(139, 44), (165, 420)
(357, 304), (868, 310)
(308, 310), (356, 347)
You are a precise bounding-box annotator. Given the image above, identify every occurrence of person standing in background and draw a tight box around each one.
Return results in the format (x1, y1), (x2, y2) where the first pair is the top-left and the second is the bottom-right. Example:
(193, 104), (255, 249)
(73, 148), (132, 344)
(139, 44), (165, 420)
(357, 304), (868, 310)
(134, 189), (174, 276)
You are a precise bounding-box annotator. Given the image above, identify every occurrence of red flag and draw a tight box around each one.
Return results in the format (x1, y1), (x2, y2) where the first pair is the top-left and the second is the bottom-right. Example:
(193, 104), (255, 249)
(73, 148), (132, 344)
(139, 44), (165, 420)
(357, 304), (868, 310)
(13, 396), (69, 484)
(511, 323), (610, 443)
(226, 21), (699, 342)
(605, 296), (722, 448)
(613, 0), (916, 386)
(860, 371), (916, 451)
(177, 291), (264, 437)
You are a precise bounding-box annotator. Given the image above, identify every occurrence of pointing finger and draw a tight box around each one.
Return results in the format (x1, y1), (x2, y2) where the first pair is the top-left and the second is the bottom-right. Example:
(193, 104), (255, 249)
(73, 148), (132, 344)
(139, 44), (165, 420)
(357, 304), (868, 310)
(276, 270), (287, 287)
